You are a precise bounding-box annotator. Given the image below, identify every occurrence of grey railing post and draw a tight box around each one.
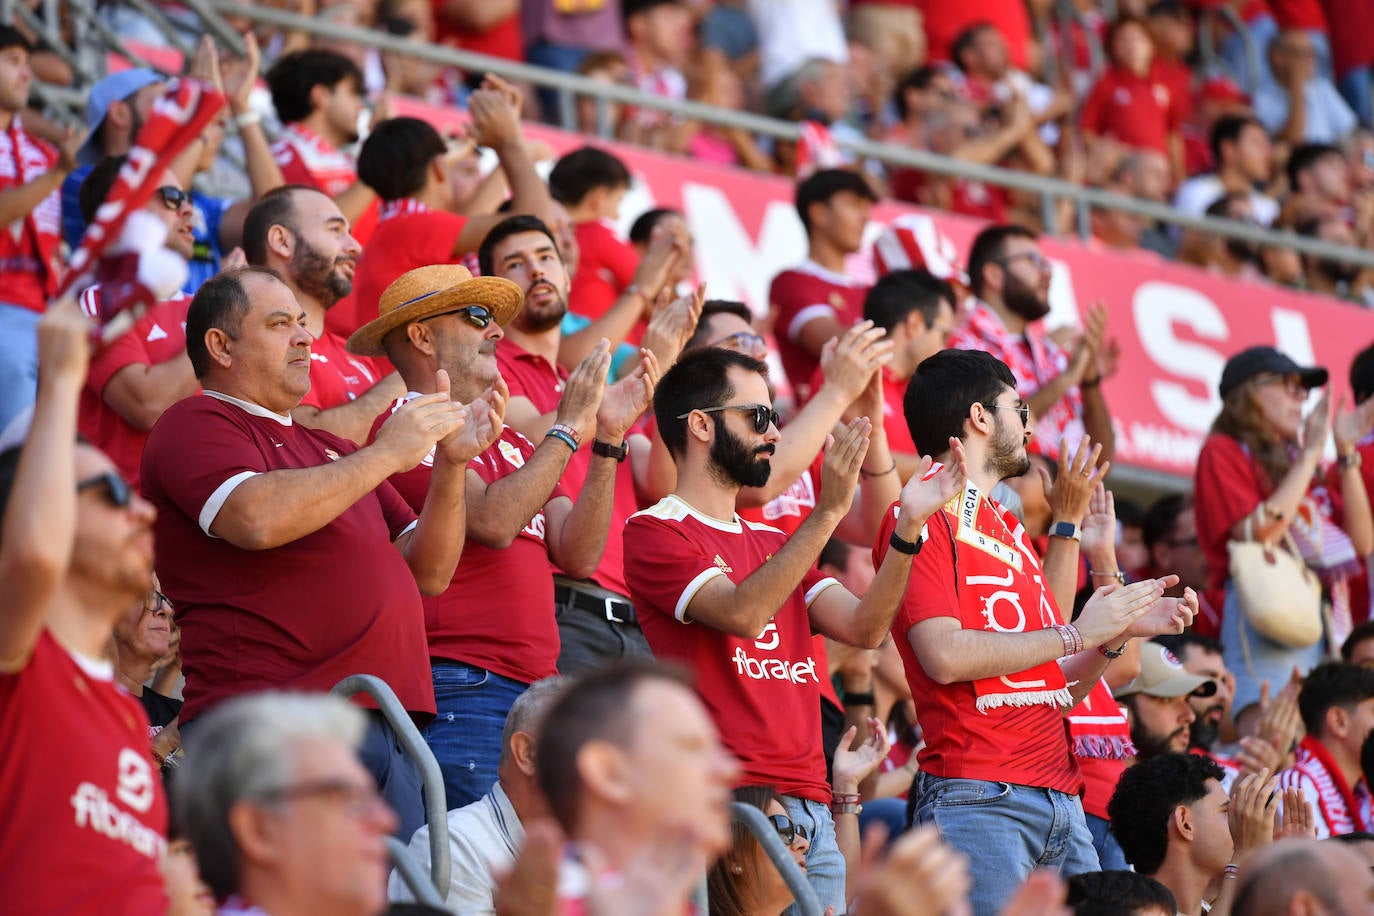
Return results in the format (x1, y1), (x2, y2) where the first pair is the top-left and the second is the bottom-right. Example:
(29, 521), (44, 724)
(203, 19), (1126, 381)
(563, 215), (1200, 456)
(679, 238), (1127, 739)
(730, 802), (824, 916)
(331, 674), (451, 902)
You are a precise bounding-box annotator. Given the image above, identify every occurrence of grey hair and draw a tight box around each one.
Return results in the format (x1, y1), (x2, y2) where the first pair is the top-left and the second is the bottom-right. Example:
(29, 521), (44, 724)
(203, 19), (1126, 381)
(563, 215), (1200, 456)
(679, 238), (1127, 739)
(498, 676), (567, 769)
(173, 691), (368, 899)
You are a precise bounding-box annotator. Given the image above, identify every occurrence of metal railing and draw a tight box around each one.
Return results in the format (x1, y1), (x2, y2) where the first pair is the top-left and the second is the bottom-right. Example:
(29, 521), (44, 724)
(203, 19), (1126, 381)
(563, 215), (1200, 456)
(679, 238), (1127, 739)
(188, 0), (1374, 272)
(331, 674), (451, 908)
(731, 802), (824, 916)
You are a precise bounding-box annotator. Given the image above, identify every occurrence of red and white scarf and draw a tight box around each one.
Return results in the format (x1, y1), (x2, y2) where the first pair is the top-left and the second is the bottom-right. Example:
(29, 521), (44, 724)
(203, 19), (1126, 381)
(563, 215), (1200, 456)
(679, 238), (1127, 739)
(949, 300), (1083, 460)
(941, 477), (1074, 712)
(1280, 736), (1370, 836)
(1, 117), (61, 296)
(1067, 679), (1136, 760)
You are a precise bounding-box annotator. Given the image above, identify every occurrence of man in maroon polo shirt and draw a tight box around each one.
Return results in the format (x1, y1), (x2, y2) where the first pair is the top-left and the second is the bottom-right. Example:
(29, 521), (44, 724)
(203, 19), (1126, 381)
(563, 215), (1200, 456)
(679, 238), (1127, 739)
(348, 262), (655, 810)
(141, 267), (482, 840)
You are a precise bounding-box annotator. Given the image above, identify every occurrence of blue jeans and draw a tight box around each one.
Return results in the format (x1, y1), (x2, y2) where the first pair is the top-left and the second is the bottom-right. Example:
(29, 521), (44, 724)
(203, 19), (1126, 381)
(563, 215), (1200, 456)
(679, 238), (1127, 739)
(858, 796), (909, 847)
(910, 774), (1100, 916)
(358, 714), (425, 842)
(1340, 67), (1373, 126)
(1084, 813), (1129, 872)
(422, 661), (528, 811)
(779, 796), (846, 915)
(0, 301), (41, 433)
(1220, 582), (1324, 719)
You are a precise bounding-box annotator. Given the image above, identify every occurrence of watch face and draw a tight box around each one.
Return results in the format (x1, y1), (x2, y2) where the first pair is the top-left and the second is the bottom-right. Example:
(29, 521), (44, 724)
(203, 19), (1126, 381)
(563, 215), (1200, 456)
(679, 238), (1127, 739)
(1052, 522), (1079, 539)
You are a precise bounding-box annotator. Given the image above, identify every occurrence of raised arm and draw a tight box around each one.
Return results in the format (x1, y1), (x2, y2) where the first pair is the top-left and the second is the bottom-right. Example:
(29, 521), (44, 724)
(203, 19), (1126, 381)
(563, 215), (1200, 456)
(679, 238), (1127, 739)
(0, 299), (88, 668)
(453, 77), (556, 255)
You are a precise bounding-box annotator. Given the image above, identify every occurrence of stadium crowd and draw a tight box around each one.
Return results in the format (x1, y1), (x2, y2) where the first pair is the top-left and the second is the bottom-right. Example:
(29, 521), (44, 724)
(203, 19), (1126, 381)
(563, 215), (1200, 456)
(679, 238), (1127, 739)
(5, 2), (1374, 915)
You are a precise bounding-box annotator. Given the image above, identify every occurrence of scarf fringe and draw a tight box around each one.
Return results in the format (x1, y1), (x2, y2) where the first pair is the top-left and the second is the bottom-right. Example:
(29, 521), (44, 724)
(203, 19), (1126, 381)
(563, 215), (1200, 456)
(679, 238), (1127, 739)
(1072, 734), (1138, 760)
(976, 687), (1074, 713)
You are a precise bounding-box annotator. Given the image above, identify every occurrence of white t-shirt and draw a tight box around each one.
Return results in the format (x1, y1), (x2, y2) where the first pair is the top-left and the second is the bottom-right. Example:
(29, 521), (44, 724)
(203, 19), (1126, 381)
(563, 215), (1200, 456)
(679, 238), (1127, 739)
(1173, 174), (1280, 226)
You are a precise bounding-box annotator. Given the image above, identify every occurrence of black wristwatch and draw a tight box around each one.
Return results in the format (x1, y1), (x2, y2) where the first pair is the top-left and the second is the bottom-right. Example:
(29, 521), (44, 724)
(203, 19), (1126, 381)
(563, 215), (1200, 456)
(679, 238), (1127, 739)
(889, 530), (922, 556)
(591, 438), (629, 462)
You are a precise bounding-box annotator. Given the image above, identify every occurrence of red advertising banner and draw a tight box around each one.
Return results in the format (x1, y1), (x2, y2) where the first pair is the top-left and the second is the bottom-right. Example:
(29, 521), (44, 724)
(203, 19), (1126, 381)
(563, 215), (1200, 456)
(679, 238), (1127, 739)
(338, 96), (1374, 482)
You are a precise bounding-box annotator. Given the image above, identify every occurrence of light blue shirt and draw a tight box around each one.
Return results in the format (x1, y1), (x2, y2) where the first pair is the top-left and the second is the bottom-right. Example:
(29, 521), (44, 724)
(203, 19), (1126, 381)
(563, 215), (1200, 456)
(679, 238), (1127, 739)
(1254, 77), (1358, 144)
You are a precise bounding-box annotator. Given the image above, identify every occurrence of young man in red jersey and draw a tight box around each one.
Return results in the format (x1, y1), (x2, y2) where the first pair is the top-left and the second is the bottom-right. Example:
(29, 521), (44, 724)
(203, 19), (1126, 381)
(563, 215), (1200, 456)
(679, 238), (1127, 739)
(876, 347), (1196, 915)
(0, 298), (169, 914)
(625, 345), (967, 912)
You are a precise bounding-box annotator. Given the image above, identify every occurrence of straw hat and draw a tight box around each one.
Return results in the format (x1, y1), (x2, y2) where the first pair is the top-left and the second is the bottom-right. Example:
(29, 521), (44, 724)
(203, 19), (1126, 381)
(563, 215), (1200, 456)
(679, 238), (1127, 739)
(346, 264), (524, 357)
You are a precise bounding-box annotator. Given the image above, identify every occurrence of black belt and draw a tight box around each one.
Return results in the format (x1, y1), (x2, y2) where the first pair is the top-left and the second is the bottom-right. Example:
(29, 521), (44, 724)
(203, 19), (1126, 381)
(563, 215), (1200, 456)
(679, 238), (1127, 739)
(554, 582), (637, 625)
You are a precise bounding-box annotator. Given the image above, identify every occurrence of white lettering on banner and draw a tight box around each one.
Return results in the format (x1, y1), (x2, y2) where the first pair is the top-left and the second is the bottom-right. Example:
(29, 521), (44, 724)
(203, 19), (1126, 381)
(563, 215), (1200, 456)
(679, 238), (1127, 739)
(1116, 421), (1203, 467)
(71, 782), (166, 860)
(1272, 308), (1317, 367)
(731, 646), (820, 684)
(683, 183), (805, 315)
(980, 590), (1028, 632)
(1134, 282), (1228, 434)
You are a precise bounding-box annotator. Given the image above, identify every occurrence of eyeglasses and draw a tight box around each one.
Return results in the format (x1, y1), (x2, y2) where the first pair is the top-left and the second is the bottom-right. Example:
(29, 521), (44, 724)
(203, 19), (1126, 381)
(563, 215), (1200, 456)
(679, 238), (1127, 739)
(1254, 374), (1307, 398)
(982, 401), (1031, 428)
(677, 403), (780, 434)
(707, 331), (766, 354)
(995, 250), (1051, 272)
(421, 305), (495, 330)
(77, 470), (133, 508)
(767, 813), (809, 845)
(259, 778), (387, 817)
(155, 186), (193, 211)
(143, 590), (172, 615)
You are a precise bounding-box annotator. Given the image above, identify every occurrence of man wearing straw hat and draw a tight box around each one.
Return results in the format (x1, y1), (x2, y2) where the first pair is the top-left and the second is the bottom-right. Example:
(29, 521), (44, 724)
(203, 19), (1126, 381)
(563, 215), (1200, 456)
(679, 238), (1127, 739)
(349, 262), (659, 812)
(141, 266), (494, 840)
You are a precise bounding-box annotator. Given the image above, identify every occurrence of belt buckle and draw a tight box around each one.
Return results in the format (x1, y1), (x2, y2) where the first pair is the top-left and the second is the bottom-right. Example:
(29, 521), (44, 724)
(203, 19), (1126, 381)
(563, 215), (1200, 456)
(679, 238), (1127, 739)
(603, 597), (625, 624)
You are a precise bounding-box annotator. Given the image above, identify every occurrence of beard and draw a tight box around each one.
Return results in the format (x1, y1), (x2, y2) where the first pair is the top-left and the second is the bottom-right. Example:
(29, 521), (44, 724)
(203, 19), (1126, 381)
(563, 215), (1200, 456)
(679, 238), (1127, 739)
(290, 235), (354, 308)
(985, 415), (1031, 482)
(1189, 713), (1221, 751)
(516, 282), (568, 334)
(1133, 724), (1188, 761)
(1002, 271), (1051, 321)
(708, 418), (773, 489)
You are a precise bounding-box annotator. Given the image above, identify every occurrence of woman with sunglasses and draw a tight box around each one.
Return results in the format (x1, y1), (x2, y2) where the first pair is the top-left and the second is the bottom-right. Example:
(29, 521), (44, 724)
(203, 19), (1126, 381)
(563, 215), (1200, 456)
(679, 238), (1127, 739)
(1195, 346), (1374, 736)
(707, 785), (813, 916)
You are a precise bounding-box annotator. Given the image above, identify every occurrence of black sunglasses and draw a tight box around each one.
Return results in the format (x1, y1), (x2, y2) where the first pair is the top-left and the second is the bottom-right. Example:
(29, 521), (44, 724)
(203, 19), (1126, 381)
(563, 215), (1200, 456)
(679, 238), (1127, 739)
(77, 470), (133, 508)
(421, 304), (495, 330)
(767, 813), (809, 845)
(156, 186), (193, 211)
(677, 403), (780, 434)
(982, 401), (1031, 428)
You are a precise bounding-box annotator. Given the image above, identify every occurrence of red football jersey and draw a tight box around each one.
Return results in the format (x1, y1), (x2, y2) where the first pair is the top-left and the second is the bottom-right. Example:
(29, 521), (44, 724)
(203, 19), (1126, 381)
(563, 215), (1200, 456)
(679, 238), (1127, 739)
(383, 403), (569, 684)
(0, 631), (168, 914)
(79, 289), (193, 487)
(624, 495), (841, 802)
(874, 500), (1082, 794)
(768, 261), (869, 401)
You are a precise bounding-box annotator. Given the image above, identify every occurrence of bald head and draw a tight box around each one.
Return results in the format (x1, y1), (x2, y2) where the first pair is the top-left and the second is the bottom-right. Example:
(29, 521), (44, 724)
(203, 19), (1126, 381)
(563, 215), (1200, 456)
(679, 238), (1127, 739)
(1232, 839), (1374, 915)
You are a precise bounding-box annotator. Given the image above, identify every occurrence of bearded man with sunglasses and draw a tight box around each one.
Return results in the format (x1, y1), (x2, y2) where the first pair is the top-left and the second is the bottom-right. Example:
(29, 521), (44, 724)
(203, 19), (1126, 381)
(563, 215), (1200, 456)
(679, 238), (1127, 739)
(141, 266), (491, 841)
(350, 263), (656, 812)
(0, 298), (170, 913)
(951, 223), (1117, 464)
(625, 346), (968, 913)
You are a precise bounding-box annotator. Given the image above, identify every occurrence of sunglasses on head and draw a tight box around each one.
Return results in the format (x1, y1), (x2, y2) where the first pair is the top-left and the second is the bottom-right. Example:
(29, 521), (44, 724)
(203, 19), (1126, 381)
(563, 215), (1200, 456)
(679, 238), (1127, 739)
(155, 186), (193, 211)
(77, 470), (133, 508)
(676, 403), (780, 434)
(767, 813), (809, 845)
(421, 305), (495, 330)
